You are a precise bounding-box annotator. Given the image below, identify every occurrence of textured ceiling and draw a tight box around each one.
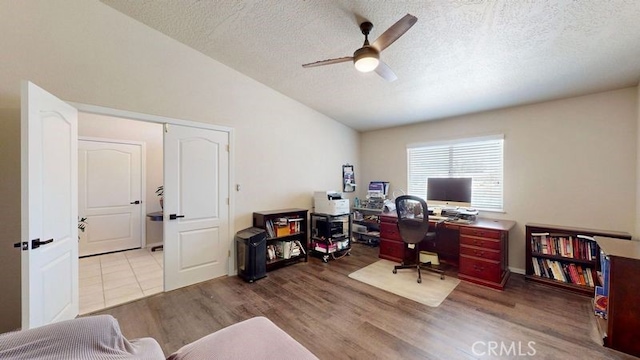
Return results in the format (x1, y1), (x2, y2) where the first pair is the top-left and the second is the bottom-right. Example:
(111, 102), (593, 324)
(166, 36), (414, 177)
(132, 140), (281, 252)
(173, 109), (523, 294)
(100, 0), (640, 132)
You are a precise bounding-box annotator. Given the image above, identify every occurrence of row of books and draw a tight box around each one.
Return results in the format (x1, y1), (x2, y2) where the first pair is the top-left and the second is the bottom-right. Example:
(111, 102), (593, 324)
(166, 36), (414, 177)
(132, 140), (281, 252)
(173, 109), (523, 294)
(595, 250), (611, 319)
(264, 217), (304, 238)
(530, 232), (597, 260)
(313, 239), (349, 254)
(531, 257), (595, 287)
(266, 240), (306, 261)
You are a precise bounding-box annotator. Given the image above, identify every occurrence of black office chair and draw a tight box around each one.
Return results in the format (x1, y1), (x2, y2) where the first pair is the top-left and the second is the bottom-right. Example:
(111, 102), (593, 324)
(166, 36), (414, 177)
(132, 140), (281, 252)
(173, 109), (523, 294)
(392, 195), (445, 283)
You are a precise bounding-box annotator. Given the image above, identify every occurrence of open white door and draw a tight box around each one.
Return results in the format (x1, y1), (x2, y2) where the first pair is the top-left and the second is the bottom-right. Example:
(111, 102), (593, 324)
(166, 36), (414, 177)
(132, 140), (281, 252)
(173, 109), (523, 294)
(20, 81), (78, 329)
(163, 124), (229, 291)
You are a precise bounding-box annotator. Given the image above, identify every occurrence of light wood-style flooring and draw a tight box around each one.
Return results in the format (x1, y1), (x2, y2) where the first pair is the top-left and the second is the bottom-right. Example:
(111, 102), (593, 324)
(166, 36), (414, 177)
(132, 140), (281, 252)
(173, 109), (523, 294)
(93, 244), (636, 359)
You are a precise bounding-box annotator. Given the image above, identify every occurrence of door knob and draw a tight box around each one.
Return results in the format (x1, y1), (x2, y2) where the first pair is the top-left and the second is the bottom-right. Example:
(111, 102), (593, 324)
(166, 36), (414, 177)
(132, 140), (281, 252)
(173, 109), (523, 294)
(130, 200), (141, 204)
(169, 214), (185, 220)
(31, 238), (53, 249)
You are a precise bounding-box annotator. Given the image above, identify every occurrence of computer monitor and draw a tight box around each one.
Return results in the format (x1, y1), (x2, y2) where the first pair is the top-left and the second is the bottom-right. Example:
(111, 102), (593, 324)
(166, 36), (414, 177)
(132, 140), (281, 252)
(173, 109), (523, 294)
(427, 177), (472, 208)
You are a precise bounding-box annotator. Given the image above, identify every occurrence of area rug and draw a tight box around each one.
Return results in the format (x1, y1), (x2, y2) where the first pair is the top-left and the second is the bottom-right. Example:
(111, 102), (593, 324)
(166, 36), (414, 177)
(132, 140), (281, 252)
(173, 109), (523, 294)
(348, 259), (460, 307)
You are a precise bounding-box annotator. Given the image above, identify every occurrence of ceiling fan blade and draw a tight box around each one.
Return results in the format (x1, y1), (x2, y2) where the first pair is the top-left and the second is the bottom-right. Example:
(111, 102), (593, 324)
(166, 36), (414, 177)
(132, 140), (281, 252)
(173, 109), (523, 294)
(302, 56), (353, 68)
(374, 61), (398, 82)
(371, 14), (418, 52)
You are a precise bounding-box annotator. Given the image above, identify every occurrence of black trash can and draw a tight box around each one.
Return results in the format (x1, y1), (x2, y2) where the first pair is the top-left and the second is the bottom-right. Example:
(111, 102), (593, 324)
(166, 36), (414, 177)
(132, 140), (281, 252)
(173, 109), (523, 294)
(235, 227), (267, 283)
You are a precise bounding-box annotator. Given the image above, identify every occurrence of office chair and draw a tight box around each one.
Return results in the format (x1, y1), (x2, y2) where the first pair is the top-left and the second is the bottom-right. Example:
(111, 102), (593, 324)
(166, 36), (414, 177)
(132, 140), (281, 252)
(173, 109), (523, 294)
(392, 195), (445, 283)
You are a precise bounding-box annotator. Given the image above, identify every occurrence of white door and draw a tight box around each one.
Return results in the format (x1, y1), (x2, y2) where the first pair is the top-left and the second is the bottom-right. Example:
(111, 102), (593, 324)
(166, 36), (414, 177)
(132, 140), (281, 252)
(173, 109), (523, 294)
(21, 81), (78, 329)
(163, 124), (230, 291)
(78, 139), (143, 256)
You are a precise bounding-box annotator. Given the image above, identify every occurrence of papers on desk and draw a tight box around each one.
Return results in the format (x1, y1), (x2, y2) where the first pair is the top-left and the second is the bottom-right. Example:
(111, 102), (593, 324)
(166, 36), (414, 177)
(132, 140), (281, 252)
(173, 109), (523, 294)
(429, 215), (474, 224)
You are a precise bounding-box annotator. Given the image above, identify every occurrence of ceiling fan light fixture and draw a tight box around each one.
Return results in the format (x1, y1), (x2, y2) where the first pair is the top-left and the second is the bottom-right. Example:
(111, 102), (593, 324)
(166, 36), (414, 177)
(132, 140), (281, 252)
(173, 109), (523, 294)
(353, 46), (380, 73)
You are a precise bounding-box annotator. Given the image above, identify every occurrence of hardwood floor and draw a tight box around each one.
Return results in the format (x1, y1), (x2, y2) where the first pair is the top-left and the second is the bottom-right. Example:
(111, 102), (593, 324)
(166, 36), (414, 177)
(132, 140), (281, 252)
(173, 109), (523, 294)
(94, 244), (636, 359)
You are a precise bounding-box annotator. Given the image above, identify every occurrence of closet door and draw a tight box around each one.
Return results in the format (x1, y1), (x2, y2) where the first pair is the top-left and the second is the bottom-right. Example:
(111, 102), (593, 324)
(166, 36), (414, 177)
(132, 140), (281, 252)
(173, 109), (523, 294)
(163, 124), (230, 291)
(78, 139), (143, 256)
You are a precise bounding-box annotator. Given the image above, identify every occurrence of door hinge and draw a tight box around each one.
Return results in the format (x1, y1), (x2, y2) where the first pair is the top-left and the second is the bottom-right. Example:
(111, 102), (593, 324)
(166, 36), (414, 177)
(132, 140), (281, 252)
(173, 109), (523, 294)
(227, 198), (229, 205)
(164, 123), (169, 133)
(226, 144), (229, 152)
(228, 250), (231, 257)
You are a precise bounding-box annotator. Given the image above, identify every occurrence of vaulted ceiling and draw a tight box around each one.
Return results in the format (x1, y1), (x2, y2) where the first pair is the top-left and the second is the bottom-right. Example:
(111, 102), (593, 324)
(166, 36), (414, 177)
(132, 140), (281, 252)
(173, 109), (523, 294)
(101, 0), (640, 132)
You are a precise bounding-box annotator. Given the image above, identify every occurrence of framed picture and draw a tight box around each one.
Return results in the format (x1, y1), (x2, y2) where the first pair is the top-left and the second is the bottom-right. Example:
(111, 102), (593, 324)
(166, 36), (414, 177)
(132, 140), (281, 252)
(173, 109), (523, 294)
(342, 164), (355, 192)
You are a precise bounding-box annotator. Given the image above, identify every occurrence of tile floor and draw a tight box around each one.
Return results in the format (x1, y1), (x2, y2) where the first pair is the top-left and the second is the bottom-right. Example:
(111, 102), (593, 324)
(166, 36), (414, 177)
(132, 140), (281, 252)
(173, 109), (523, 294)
(79, 248), (163, 315)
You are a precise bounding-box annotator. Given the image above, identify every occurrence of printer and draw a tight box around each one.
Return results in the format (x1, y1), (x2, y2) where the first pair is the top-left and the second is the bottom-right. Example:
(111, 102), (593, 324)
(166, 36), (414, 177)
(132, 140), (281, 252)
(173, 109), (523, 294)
(313, 191), (350, 215)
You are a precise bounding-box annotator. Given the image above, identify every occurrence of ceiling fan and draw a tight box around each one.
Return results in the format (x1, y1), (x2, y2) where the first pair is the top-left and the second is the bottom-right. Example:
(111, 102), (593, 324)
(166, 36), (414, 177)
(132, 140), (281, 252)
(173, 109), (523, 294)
(302, 14), (418, 82)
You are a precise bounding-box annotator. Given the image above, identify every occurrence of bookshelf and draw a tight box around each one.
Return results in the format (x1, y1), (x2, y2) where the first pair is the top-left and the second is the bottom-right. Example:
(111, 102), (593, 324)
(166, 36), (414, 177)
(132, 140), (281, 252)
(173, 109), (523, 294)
(593, 236), (640, 357)
(253, 209), (308, 272)
(310, 212), (351, 262)
(525, 223), (631, 296)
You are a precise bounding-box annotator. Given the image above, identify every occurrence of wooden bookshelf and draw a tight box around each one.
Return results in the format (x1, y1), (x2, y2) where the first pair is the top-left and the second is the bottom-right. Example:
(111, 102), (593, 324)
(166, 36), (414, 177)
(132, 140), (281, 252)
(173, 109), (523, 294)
(253, 209), (308, 272)
(594, 236), (640, 357)
(525, 223), (631, 296)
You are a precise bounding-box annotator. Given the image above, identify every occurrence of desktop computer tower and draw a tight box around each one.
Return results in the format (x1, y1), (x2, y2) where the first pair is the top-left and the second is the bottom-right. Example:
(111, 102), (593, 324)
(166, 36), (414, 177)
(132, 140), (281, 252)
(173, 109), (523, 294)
(235, 227), (267, 283)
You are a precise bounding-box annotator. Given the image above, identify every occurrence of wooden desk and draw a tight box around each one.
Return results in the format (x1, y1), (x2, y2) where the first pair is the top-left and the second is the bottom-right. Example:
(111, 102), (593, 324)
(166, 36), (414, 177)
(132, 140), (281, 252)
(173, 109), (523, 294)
(379, 214), (515, 290)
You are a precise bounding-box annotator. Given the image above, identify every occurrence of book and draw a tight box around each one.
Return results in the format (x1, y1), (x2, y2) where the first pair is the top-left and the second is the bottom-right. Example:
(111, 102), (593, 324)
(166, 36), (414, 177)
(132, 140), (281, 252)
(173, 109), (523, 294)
(532, 257), (541, 276)
(576, 265), (586, 285)
(295, 240), (306, 255)
(585, 268), (594, 287)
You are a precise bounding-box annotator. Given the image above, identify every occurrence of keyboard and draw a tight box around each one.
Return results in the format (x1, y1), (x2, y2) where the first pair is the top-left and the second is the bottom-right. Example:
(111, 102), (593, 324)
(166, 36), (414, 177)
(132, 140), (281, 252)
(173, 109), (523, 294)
(446, 218), (473, 224)
(429, 215), (447, 221)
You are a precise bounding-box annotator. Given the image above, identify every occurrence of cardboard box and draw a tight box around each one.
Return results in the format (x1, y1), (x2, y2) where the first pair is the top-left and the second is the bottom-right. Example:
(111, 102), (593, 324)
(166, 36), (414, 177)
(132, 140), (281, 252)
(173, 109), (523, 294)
(420, 251), (440, 266)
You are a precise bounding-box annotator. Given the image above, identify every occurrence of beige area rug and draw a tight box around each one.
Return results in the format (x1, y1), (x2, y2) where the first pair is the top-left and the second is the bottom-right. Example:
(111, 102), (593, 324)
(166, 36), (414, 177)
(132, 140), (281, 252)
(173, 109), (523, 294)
(348, 259), (460, 307)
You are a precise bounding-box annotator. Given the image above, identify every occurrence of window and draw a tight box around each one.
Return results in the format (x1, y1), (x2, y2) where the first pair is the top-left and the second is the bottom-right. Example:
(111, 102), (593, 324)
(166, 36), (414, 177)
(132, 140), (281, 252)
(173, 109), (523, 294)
(407, 135), (504, 211)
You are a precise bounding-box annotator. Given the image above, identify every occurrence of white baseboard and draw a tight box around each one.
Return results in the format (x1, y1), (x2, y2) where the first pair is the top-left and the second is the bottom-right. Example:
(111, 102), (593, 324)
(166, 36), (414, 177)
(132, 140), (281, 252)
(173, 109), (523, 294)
(509, 266), (526, 275)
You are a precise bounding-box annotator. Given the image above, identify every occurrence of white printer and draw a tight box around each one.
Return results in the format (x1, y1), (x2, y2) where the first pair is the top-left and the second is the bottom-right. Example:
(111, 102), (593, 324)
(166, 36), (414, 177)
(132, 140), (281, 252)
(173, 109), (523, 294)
(313, 191), (350, 215)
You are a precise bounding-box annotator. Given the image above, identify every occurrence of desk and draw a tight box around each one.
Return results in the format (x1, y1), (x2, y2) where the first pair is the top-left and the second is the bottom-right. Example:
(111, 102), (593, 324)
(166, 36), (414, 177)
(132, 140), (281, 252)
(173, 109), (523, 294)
(379, 213), (515, 290)
(147, 211), (163, 251)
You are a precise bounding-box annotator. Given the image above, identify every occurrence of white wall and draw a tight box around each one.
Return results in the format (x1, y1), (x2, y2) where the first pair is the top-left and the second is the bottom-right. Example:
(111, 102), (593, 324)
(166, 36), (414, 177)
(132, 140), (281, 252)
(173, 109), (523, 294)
(78, 114), (164, 247)
(0, 109), (22, 332)
(637, 84), (640, 237)
(0, 0), (359, 331)
(360, 87), (638, 272)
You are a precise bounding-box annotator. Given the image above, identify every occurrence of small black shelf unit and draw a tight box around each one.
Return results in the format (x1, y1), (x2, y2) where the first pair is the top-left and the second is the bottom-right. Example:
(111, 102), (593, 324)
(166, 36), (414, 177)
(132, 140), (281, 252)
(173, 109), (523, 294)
(310, 212), (351, 263)
(253, 208), (308, 272)
(351, 207), (381, 246)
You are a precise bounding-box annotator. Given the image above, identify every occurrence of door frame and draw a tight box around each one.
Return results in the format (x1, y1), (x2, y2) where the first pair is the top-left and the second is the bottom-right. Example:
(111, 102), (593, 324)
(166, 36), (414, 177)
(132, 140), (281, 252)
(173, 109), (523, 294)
(71, 102), (236, 277)
(78, 136), (147, 255)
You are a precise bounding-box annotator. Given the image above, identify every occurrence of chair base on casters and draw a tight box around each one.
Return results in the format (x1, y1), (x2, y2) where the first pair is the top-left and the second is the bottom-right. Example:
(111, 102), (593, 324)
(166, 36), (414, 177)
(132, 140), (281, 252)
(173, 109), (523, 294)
(393, 261), (445, 283)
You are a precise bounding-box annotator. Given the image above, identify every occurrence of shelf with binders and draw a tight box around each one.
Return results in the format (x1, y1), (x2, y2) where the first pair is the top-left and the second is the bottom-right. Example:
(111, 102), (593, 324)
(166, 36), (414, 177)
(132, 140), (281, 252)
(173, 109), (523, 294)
(310, 212), (351, 263)
(525, 223), (631, 296)
(253, 209), (309, 272)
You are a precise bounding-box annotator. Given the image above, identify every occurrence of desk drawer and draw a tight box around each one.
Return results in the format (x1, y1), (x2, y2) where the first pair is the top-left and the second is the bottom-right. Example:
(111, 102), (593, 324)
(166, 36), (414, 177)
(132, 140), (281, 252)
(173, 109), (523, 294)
(460, 235), (501, 250)
(459, 255), (501, 282)
(459, 245), (501, 261)
(379, 239), (404, 262)
(380, 222), (401, 241)
(460, 227), (501, 240)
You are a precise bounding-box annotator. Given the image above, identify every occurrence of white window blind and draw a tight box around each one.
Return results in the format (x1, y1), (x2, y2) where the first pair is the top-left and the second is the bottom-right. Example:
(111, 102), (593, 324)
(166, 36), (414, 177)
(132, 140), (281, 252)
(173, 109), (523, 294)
(407, 135), (504, 211)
